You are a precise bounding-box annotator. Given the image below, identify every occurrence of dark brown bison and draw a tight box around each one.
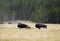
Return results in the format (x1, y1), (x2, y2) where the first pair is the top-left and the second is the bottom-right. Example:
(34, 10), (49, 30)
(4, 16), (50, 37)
(35, 23), (47, 29)
(17, 23), (31, 29)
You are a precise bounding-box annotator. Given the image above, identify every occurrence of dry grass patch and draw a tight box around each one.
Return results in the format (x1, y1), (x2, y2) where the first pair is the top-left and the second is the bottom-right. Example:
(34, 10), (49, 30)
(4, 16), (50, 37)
(0, 23), (60, 41)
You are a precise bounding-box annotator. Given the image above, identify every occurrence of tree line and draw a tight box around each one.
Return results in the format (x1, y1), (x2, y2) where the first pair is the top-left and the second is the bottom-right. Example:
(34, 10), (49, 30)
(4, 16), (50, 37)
(0, 0), (60, 23)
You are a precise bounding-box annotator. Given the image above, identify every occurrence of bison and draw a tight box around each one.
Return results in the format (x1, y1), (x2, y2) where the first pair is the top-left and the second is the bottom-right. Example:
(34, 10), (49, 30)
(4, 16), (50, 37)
(35, 23), (47, 29)
(17, 23), (31, 29)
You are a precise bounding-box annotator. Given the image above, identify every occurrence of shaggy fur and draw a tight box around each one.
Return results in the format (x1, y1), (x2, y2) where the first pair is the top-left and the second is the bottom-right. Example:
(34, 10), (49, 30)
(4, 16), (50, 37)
(17, 23), (31, 29)
(35, 23), (47, 29)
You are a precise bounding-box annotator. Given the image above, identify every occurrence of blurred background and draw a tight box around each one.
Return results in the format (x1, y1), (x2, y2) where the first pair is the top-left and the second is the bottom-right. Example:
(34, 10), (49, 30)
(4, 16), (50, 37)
(0, 0), (60, 24)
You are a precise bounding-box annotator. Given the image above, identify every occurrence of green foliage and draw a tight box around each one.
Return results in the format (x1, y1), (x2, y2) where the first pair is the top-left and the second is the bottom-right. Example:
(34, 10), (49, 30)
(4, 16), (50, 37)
(0, 0), (60, 23)
(0, 16), (4, 24)
(0, 3), (4, 11)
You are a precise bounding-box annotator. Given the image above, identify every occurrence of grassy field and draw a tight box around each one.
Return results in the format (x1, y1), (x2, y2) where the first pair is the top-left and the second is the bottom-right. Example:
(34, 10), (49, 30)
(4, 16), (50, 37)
(0, 21), (60, 41)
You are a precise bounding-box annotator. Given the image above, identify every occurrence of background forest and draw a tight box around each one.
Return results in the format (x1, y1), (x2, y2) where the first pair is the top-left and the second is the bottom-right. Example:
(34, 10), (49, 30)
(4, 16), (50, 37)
(0, 0), (60, 23)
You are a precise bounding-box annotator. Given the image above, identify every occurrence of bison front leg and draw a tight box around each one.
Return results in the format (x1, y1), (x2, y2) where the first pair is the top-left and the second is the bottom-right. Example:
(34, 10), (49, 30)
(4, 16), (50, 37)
(46, 27), (47, 29)
(37, 27), (41, 29)
(45, 26), (47, 29)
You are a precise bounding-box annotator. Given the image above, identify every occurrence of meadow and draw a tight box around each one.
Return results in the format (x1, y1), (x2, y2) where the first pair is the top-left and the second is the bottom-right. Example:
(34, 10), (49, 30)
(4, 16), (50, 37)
(0, 21), (60, 41)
